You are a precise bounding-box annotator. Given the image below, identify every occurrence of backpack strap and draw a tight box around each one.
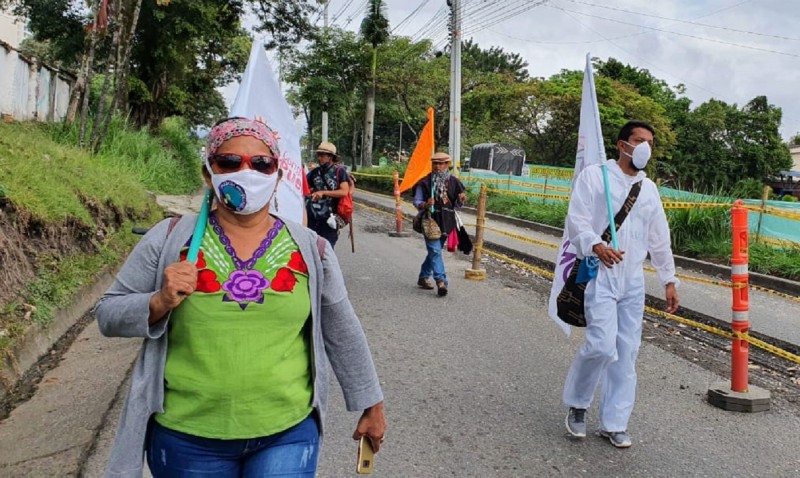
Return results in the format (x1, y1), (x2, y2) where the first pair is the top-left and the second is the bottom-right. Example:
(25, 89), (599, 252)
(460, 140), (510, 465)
(316, 236), (327, 260)
(166, 215), (182, 237)
(601, 180), (642, 244)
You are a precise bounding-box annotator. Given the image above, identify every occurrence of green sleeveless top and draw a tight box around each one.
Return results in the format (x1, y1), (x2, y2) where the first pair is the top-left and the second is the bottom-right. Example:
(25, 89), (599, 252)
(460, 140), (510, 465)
(155, 216), (313, 439)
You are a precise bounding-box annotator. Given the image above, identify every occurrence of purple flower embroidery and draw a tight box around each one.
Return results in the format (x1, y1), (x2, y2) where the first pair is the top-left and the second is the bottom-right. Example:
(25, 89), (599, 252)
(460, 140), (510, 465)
(222, 270), (269, 306)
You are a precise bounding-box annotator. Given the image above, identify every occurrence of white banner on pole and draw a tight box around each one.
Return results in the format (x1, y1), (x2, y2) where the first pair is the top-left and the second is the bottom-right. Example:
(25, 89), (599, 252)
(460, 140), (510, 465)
(547, 53), (608, 336)
(230, 39), (305, 225)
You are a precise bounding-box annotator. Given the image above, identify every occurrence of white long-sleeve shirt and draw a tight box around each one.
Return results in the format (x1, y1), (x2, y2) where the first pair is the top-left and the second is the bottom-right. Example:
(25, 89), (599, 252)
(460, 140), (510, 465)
(566, 160), (678, 288)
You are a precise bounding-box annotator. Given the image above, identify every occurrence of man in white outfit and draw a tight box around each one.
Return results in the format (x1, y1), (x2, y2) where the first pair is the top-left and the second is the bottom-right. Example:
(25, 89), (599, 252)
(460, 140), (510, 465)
(562, 121), (680, 448)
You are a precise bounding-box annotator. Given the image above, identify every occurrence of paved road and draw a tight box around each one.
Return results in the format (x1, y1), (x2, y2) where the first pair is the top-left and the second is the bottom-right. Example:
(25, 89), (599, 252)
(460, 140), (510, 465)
(353, 189), (800, 348)
(4, 199), (800, 477)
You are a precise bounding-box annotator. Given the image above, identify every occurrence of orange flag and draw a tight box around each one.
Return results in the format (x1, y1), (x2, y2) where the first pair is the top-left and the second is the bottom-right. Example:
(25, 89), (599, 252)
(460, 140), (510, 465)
(399, 108), (435, 193)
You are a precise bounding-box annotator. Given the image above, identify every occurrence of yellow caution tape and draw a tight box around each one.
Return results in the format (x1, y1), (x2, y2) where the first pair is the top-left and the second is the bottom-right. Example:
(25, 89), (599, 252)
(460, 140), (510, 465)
(645, 307), (800, 365)
(462, 176), (572, 193)
(351, 172), (396, 179)
(467, 224), (560, 250)
(743, 204), (800, 221)
(527, 167), (576, 180)
(477, 246), (556, 279)
(488, 188), (571, 202)
(661, 201), (730, 210)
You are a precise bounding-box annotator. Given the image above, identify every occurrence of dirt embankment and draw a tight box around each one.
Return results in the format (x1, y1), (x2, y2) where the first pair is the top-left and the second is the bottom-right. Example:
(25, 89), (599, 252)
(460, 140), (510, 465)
(0, 194), (153, 396)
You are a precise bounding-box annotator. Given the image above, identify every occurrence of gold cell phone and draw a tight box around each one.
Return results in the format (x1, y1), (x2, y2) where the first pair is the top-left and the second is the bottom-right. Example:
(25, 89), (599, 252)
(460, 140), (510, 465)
(356, 436), (375, 474)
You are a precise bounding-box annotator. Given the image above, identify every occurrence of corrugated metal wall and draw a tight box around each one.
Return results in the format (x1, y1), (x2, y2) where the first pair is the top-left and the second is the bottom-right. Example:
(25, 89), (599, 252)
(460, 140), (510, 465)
(0, 42), (73, 122)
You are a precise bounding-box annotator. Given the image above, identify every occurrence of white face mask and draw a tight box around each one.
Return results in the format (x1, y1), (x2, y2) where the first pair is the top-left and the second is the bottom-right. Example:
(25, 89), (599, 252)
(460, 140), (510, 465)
(623, 141), (652, 170)
(207, 166), (280, 215)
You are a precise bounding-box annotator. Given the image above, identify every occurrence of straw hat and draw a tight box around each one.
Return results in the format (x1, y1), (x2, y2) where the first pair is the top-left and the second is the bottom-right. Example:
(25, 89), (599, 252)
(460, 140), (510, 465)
(431, 151), (451, 163)
(316, 141), (338, 157)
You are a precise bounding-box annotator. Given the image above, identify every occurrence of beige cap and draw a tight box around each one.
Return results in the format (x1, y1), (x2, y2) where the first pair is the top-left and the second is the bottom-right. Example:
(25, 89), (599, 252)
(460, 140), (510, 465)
(316, 141), (338, 157)
(431, 151), (451, 163)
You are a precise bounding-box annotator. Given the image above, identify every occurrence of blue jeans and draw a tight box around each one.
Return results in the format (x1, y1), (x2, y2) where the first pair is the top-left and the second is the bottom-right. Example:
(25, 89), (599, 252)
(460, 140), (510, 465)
(419, 236), (447, 284)
(147, 414), (320, 477)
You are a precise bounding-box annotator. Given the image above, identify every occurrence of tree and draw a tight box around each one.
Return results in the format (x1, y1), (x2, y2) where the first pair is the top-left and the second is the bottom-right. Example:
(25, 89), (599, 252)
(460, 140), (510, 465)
(461, 39), (529, 81)
(669, 96), (791, 192)
(514, 69), (674, 168)
(359, 0), (389, 168)
(13, 0), (318, 129)
(284, 28), (371, 166)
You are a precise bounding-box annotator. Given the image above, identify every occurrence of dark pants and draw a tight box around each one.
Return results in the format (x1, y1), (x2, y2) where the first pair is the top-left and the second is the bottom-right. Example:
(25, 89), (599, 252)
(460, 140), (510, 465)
(308, 219), (339, 248)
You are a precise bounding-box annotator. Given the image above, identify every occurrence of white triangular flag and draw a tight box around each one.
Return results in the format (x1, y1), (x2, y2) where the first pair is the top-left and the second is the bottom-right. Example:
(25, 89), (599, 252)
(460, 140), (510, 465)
(230, 39), (305, 224)
(547, 53), (608, 336)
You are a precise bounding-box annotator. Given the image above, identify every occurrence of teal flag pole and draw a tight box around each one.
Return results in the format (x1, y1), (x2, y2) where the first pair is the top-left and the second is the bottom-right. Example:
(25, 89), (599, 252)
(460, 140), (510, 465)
(186, 188), (211, 263)
(601, 165), (619, 249)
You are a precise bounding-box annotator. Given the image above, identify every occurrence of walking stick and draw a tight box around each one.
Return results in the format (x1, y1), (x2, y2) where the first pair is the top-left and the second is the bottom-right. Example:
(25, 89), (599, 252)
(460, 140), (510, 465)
(349, 220), (355, 253)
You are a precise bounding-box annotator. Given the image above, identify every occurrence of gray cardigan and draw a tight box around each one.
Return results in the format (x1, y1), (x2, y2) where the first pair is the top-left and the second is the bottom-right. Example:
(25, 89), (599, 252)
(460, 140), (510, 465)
(94, 214), (383, 477)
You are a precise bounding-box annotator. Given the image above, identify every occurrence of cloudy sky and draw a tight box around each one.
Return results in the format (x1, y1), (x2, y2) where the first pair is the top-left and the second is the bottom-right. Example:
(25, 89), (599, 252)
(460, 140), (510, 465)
(314, 0), (800, 140)
(227, 1), (799, 140)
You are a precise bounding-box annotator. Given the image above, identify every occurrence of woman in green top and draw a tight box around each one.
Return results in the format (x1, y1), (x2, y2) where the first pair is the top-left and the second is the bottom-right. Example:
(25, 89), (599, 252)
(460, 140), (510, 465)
(96, 117), (385, 478)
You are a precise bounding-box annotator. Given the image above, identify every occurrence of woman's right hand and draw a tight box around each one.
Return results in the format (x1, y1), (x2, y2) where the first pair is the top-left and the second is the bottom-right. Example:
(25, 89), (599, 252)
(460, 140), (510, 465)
(149, 261), (197, 323)
(160, 261), (198, 307)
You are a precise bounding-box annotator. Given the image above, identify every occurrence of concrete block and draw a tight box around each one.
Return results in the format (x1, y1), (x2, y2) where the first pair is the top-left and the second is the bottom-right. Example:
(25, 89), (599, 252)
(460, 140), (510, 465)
(465, 268), (487, 280)
(707, 381), (771, 412)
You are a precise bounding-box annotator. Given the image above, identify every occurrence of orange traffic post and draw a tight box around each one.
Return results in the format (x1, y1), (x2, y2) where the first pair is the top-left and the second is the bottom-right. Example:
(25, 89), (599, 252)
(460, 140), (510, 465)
(708, 199), (771, 412)
(388, 170), (411, 238)
(730, 199), (750, 392)
(465, 184), (487, 280)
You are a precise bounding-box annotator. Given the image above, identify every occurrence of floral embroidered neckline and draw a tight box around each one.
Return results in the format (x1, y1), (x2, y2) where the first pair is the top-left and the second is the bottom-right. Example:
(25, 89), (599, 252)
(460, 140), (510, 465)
(208, 213), (284, 309)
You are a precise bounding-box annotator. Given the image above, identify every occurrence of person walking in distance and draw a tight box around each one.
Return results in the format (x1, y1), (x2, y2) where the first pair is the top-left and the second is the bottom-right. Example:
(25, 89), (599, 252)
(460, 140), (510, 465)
(562, 121), (679, 448)
(306, 141), (350, 248)
(413, 152), (466, 297)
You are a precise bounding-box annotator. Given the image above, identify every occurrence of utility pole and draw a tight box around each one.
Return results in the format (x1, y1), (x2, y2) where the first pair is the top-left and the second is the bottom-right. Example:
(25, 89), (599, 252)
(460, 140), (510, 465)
(398, 121), (403, 159)
(320, 0), (329, 142)
(448, 0), (462, 170)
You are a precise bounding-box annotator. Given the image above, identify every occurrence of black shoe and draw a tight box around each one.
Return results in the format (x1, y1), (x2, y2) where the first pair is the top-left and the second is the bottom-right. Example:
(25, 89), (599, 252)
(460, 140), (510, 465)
(436, 280), (448, 297)
(417, 278), (434, 290)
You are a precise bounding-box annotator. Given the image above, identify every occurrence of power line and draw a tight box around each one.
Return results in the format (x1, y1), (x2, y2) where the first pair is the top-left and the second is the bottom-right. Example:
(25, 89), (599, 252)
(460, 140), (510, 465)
(549, 4), (800, 59)
(408, 4), (448, 43)
(331, 0), (356, 24)
(343, 0), (370, 29)
(392, 0), (431, 34)
(461, 0), (551, 38)
(562, 0), (800, 42)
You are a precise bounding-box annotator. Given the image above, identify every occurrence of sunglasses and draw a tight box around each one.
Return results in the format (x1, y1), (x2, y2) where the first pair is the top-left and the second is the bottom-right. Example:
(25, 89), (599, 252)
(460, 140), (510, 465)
(210, 153), (278, 174)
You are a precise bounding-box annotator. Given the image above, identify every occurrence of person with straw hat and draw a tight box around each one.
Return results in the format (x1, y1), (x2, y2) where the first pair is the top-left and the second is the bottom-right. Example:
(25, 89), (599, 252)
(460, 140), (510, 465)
(306, 141), (351, 248)
(413, 151), (467, 297)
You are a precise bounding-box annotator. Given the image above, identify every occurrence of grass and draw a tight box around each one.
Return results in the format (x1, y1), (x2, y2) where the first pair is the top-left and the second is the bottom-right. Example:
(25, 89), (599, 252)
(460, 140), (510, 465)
(46, 115), (203, 195)
(0, 121), (155, 225)
(0, 116), (198, 364)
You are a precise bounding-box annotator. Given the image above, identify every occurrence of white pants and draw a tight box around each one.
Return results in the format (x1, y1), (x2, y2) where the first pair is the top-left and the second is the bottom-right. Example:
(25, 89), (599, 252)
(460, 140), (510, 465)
(562, 270), (645, 432)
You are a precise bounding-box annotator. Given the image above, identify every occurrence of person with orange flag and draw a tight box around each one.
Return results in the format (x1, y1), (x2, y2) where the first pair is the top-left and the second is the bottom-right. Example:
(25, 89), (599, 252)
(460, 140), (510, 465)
(413, 152), (466, 297)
